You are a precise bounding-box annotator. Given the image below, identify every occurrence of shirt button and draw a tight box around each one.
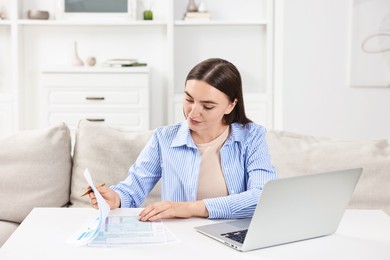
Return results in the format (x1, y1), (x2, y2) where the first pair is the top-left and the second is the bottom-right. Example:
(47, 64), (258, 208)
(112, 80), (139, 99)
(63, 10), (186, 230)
(231, 190), (235, 194)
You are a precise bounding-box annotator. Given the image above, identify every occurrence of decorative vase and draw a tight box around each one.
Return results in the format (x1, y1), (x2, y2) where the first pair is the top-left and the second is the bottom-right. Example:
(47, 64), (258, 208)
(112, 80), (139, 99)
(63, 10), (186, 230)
(72, 42), (84, 66)
(187, 0), (198, 12)
(143, 10), (153, 20)
(142, 0), (154, 20)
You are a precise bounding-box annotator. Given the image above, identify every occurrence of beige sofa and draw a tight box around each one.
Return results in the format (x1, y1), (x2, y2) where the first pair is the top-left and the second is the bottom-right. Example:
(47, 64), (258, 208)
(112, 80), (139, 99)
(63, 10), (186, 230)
(1, 120), (389, 247)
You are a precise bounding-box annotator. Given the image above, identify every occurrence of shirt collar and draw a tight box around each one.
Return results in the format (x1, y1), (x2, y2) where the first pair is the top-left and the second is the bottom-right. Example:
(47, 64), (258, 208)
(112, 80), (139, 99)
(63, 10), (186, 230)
(170, 121), (195, 148)
(171, 121), (248, 148)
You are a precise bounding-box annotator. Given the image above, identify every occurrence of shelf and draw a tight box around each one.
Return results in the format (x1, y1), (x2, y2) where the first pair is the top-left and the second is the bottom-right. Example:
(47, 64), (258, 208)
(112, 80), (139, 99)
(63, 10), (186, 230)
(174, 20), (269, 26)
(0, 20), (12, 26)
(41, 66), (150, 73)
(17, 19), (266, 27)
(17, 19), (168, 26)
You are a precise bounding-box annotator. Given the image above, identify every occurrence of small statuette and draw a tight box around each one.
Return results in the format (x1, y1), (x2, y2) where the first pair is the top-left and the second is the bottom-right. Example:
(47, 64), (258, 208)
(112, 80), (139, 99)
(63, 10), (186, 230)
(86, 56), (97, 67)
(187, 0), (198, 12)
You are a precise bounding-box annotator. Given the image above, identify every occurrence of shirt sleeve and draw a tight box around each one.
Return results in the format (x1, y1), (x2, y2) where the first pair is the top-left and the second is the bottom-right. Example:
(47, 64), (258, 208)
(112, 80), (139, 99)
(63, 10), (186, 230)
(203, 126), (277, 219)
(111, 131), (162, 208)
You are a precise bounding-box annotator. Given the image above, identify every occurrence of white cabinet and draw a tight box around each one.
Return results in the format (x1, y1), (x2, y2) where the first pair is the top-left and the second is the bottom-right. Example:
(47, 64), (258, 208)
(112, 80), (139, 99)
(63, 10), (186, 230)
(0, 0), (275, 132)
(41, 67), (149, 131)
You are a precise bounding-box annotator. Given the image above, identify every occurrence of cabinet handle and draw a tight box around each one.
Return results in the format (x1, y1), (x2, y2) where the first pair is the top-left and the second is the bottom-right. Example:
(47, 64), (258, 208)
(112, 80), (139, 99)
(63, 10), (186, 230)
(85, 97), (105, 100)
(86, 118), (105, 122)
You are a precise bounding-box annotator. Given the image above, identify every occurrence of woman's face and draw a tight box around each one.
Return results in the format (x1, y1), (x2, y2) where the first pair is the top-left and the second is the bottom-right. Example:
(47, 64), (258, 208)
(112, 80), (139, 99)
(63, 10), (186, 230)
(183, 79), (236, 138)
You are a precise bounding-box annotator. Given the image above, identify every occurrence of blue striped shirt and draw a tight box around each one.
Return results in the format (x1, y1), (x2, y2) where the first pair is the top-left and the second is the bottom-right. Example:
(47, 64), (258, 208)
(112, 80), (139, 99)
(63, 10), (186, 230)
(112, 121), (277, 219)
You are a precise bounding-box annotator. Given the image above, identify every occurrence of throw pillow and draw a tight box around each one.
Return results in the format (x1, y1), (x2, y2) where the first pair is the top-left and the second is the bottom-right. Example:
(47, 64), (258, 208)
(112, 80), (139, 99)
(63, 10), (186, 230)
(0, 123), (72, 223)
(70, 119), (156, 207)
(267, 130), (390, 215)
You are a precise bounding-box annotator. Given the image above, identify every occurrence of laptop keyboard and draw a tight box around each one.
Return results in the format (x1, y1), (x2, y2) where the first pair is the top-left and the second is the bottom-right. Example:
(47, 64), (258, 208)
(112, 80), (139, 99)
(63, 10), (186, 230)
(221, 229), (248, 243)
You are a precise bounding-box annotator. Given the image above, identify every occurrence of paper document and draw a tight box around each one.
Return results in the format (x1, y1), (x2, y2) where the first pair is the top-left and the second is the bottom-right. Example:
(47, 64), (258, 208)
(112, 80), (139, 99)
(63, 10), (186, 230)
(67, 168), (179, 247)
(89, 216), (169, 246)
(67, 168), (110, 246)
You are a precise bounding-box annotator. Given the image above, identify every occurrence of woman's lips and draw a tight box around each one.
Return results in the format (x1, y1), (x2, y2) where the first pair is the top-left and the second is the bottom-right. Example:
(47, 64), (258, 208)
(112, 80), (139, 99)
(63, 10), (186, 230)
(188, 117), (201, 125)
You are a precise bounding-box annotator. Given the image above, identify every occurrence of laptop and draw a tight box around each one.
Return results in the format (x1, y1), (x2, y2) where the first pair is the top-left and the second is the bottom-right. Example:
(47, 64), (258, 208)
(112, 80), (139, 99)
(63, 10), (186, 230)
(194, 168), (362, 252)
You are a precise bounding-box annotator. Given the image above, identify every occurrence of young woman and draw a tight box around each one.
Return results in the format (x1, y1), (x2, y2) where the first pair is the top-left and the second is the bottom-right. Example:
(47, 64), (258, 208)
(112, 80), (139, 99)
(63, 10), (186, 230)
(89, 58), (277, 220)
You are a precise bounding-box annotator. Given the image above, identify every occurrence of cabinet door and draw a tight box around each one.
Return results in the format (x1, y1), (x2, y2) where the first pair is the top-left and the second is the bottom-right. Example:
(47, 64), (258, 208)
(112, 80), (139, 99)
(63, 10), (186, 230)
(41, 69), (150, 131)
(48, 89), (149, 108)
(48, 111), (149, 131)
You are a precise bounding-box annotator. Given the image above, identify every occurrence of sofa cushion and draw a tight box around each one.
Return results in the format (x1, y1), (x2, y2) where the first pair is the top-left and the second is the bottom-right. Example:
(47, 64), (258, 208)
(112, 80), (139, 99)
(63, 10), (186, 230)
(0, 221), (19, 247)
(266, 130), (390, 215)
(0, 123), (72, 223)
(70, 120), (157, 207)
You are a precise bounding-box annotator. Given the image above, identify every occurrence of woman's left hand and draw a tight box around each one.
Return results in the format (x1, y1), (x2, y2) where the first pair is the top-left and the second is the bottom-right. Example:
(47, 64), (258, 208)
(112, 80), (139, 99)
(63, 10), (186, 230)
(139, 201), (209, 221)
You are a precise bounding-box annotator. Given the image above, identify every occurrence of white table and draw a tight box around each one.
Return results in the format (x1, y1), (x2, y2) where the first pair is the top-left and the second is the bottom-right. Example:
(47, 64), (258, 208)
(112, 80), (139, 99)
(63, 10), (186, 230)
(1, 208), (389, 260)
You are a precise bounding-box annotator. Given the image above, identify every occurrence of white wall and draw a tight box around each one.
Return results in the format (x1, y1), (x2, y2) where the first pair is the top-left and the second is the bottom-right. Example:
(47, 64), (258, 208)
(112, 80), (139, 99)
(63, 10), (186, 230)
(279, 0), (390, 139)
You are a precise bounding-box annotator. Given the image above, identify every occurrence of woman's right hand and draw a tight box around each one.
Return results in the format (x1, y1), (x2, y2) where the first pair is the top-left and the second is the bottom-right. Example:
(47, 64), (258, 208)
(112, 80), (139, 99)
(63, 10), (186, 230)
(88, 186), (121, 210)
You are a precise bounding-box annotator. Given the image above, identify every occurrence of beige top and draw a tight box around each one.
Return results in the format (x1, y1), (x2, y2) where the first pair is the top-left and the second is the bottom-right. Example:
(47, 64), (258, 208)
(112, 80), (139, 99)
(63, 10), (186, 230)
(196, 126), (230, 200)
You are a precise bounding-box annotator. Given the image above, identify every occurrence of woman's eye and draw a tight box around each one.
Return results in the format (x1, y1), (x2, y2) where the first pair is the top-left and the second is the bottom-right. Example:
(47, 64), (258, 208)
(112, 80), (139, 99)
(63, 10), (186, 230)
(204, 106), (214, 110)
(185, 99), (194, 103)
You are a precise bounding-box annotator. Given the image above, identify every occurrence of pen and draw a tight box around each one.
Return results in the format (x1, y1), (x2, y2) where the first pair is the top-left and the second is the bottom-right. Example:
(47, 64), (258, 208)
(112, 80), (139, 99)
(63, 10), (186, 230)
(81, 183), (105, 197)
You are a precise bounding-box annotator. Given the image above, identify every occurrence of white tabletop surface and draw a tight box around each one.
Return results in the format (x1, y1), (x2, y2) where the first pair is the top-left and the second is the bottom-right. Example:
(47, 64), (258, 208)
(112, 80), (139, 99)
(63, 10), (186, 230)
(0, 208), (389, 260)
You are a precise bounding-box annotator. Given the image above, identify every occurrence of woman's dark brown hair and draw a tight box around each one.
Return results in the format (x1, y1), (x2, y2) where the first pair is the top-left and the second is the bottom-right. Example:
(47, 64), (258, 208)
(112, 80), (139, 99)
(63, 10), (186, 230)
(185, 58), (252, 124)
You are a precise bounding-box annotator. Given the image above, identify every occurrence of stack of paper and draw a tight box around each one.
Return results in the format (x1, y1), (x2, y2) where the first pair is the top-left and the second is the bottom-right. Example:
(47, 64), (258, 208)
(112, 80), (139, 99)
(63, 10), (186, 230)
(89, 216), (169, 247)
(102, 59), (147, 67)
(67, 169), (178, 247)
(184, 12), (211, 21)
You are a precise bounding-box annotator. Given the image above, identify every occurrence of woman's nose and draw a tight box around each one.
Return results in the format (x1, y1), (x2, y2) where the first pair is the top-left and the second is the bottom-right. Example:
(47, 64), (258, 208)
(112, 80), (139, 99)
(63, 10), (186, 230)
(188, 103), (201, 117)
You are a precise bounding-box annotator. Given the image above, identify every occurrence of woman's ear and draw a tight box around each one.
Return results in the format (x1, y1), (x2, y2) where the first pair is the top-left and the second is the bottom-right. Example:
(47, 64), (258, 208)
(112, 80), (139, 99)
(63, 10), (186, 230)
(225, 99), (238, 114)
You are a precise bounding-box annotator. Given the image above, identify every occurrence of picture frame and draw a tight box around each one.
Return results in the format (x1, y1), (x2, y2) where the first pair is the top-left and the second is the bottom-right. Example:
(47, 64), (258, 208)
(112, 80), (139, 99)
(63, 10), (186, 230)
(56, 0), (137, 20)
(349, 0), (390, 87)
